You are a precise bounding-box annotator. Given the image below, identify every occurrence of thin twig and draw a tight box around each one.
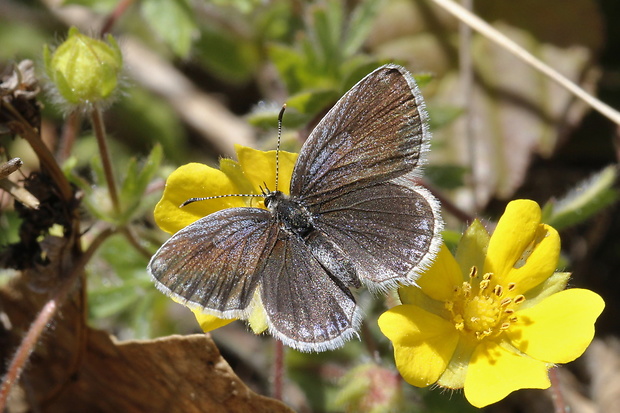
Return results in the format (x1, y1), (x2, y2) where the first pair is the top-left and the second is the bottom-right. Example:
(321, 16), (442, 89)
(2, 102), (73, 202)
(430, 0), (620, 126)
(57, 110), (81, 163)
(121, 226), (153, 260)
(100, 0), (135, 36)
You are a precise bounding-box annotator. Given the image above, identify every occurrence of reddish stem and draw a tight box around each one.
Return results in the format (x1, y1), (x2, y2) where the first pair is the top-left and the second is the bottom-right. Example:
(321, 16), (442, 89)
(548, 367), (567, 413)
(272, 340), (284, 401)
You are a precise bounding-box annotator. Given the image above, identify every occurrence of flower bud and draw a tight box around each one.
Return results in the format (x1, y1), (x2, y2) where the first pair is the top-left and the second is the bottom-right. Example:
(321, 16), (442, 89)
(44, 27), (122, 108)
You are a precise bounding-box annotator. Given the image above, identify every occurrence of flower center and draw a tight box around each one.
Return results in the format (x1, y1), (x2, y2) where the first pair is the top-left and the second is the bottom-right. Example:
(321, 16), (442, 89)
(445, 266), (524, 340)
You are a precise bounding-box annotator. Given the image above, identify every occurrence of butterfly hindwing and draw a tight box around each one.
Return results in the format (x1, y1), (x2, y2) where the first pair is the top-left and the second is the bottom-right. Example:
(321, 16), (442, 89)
(312, 177), (442, 291)
(259, 232), (361, 352)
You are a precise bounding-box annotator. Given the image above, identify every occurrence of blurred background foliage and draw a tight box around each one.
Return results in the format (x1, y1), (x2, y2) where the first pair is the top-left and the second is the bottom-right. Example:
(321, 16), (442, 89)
(1, 0), (620, 412)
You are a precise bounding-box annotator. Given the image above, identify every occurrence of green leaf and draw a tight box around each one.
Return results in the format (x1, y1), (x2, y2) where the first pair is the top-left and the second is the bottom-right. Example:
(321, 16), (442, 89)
(310, 1), (342, 69)
(285, 89), (340, 115)
(427, 105), (463, 131)
(113, 88), (186, 163)
(268, 43), (309, 93)
(543, 165), (618, 230)
(194, 24), (259, 83)
(342, 0), (382, 58)
(63, 0), (118, 13)
(119, 145), (163, 223)
(141, 0), (198, 57)
(425, 164), (467, 190)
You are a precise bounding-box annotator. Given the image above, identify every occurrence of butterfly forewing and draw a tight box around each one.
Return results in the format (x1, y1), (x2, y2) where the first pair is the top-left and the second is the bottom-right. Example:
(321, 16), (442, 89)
(259, 233), (361, 352)
(148, 208), (277, 317)
(290, 64), (429, 205)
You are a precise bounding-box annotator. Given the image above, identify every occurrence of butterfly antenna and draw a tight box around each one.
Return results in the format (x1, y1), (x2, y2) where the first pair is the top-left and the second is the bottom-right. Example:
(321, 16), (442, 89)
(275, 104), (286, 192)
(180, 193), (263, 208)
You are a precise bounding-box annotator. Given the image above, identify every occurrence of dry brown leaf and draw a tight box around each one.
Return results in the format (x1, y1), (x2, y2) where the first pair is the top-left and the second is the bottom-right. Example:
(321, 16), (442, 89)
(0, 276), (293, 413)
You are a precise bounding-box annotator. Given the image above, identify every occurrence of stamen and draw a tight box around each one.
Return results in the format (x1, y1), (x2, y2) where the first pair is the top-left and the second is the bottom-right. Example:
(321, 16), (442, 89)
(507, 282), (516, 291)
(493, 285), (503, 297)
(514, 295), (525, 305)
(500, 297), (512, 307)
(469, 266), (478, 278)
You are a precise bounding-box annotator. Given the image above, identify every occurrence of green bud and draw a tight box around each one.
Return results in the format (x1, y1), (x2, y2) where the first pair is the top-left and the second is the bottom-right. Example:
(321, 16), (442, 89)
(44, 27), (123, 107)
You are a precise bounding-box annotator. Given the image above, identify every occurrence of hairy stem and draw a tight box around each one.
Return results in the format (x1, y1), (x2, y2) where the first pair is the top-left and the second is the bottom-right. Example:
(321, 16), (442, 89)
(90, 105), (120, 215)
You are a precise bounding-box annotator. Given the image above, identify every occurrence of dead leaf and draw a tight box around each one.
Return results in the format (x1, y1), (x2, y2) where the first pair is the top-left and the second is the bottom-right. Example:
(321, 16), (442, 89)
(0, 276), (293, 413)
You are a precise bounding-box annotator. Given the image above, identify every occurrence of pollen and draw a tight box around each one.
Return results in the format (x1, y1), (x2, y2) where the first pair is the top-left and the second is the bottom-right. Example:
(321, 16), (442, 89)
(445, 266), (525, 341)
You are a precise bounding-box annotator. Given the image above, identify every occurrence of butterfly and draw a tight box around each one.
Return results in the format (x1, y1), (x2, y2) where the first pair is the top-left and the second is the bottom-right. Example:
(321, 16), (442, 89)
(148, 64), (443, 352)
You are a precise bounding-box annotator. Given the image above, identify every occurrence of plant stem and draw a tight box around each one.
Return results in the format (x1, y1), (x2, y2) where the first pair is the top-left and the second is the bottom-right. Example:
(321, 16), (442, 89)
(58, 109), (81, 163)
(90, 105), (120, 215)
(548, 367), (567, 413)
(272, 340), (284, 401)
(2, 101), (73, 202)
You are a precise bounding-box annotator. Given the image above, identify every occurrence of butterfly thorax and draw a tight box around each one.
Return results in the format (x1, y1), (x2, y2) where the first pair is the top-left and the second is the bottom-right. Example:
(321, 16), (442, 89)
(265, 191), (314, 237)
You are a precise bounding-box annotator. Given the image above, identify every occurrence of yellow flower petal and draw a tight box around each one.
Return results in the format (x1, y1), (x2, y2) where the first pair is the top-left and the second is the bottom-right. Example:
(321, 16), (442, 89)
(153, 163), (245, 234)
(506, 288), (604, 363)
(485, 201), (560, 293)
(218, 158), (256, 196)
(235, 144), (298, 195)
(402, 244), (463, 303)
(379, 305), (459, 387)
(192, 311), (235, 332)
(247, 291), (269, 334)
(465, 340), (550, 408)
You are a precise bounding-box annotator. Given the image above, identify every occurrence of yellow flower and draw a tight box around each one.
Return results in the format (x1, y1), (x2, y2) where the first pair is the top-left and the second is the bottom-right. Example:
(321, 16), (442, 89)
(378, 199), (604, 408)
(154, 144), (298, 332)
